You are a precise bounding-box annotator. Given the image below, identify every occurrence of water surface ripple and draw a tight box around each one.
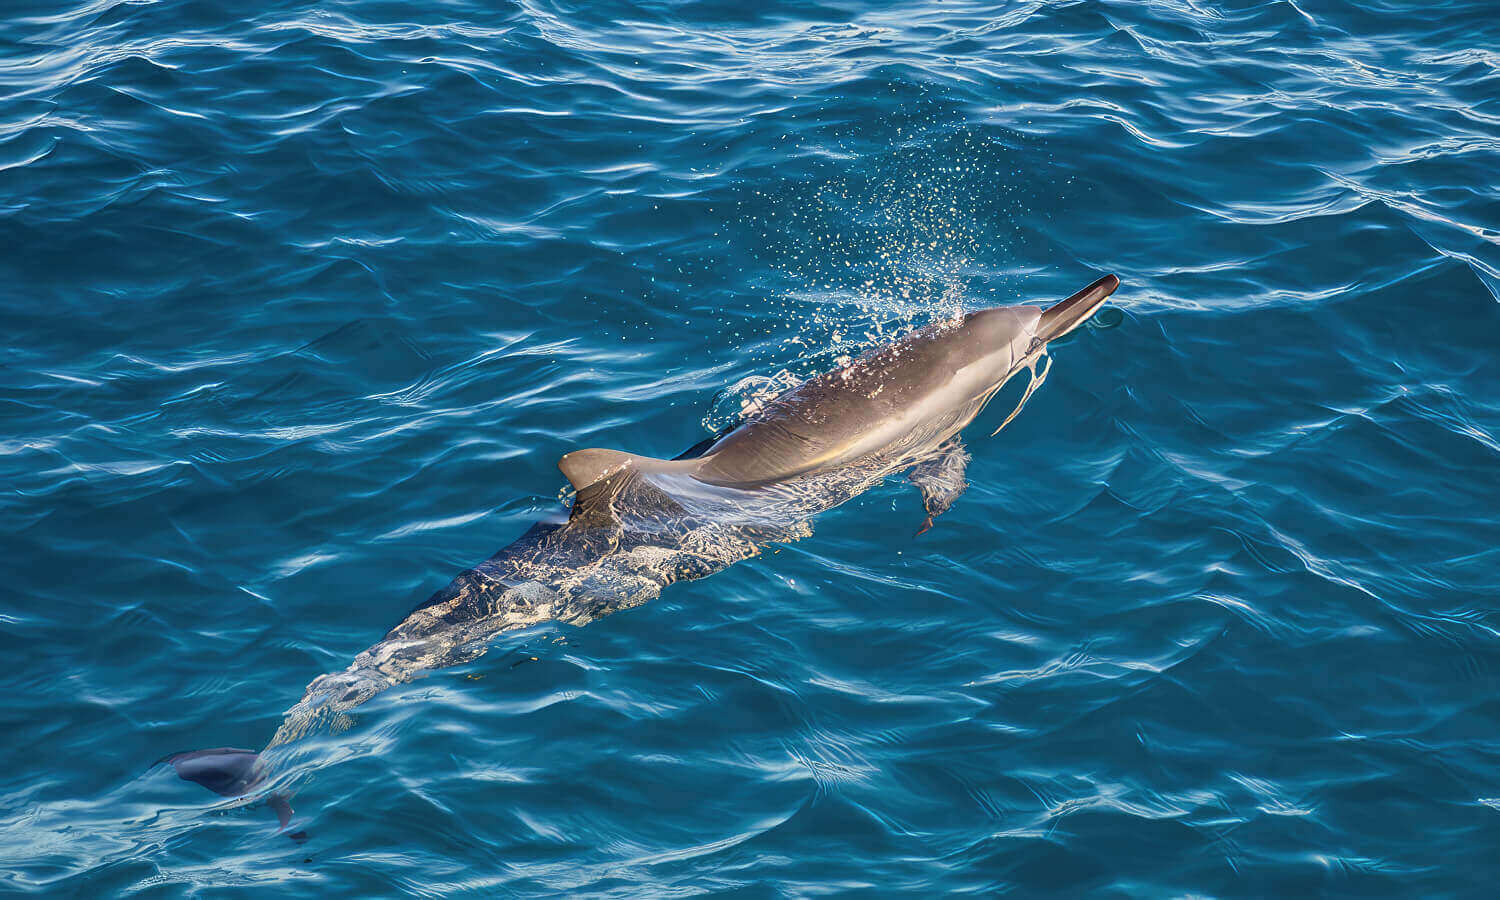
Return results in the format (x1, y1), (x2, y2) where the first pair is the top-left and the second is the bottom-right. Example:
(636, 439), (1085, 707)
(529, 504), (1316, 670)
(3, 0), (1499, 894)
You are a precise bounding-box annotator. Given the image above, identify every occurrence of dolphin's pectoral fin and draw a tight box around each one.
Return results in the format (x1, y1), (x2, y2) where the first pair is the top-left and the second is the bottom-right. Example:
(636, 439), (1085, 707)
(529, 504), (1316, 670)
(908, 439), (971, 536)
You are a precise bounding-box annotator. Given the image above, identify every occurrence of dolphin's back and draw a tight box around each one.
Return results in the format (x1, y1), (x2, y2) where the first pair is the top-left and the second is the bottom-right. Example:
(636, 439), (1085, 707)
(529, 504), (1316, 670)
(691, 306), (1040, 487)
(554, 278), (1118, 494)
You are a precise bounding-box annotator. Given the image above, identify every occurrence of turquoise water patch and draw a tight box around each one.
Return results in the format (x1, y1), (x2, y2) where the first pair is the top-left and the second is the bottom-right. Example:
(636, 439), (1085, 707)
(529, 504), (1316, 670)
(2, 0), (1499, 893)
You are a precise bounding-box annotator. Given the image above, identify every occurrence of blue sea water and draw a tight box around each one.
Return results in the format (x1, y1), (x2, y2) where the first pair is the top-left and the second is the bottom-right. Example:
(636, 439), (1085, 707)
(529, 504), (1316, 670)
(3, 0), (1500, 893)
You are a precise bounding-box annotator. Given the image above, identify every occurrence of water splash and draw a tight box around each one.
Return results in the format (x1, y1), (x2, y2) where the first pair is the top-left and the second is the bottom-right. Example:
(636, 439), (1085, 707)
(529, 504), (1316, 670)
(736, 110), (1045, 382)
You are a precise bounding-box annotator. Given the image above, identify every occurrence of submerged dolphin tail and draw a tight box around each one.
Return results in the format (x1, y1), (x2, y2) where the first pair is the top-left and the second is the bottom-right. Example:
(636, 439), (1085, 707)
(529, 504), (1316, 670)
(165, 747), (262, 796)
(1036, 274), (1119, 343)
(162, 747), (308, 842)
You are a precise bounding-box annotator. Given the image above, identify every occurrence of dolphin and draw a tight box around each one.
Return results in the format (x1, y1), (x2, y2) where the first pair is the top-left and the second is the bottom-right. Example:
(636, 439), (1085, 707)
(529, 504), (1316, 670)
(162, 274), (1118, 835)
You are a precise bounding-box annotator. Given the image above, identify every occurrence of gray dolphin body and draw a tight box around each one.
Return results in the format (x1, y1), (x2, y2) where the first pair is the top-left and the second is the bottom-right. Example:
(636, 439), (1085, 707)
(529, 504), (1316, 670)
(562, 273), (1117, 493)
(165, 274), (1118, 834)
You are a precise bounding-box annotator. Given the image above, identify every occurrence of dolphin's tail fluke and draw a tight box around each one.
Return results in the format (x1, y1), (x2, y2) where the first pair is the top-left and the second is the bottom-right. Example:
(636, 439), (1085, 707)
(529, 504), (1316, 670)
(1036, 274), (1119, 343)
(165, 747), (262, 795)
(162, 747), (308, 842)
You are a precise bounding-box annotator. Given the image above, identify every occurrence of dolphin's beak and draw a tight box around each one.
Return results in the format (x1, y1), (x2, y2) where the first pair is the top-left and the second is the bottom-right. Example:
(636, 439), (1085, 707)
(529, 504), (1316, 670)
(1035, 274), (1119, 343)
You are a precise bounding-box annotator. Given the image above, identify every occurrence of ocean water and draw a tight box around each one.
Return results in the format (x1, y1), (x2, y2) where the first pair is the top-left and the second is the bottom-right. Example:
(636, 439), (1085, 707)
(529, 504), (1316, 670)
(3, 0), (1500, 894)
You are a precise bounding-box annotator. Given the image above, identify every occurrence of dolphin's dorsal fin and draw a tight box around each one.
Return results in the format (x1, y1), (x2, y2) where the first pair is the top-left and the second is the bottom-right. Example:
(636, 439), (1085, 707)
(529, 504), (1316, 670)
(559, 449), (641, 491)
(558, 448), (697, 491)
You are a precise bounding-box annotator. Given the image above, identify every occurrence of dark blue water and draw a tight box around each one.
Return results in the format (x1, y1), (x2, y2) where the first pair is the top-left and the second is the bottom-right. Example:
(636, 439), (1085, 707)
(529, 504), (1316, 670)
(4, 0), (1500, 894)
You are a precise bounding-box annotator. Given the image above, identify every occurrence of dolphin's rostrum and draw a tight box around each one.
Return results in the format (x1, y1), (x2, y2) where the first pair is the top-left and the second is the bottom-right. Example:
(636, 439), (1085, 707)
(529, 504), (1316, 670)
(163, 274), (1119, 835)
